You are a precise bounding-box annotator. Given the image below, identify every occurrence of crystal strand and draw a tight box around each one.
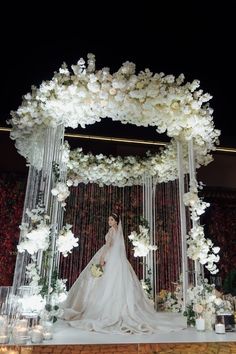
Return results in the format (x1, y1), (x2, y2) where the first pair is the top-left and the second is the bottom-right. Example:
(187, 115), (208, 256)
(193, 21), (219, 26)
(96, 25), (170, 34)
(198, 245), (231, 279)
(177, 141), (188, 311)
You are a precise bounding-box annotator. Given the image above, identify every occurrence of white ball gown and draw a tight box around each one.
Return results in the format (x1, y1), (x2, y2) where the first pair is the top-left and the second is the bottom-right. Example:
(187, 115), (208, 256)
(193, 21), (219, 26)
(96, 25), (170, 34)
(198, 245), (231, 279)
(62, 221), (185, 334)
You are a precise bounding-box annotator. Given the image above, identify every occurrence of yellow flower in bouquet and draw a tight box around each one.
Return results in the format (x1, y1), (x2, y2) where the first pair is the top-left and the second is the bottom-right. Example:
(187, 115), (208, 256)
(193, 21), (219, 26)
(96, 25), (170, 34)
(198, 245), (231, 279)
(159, 289), (168, 300)
(90, 264), (104, 278)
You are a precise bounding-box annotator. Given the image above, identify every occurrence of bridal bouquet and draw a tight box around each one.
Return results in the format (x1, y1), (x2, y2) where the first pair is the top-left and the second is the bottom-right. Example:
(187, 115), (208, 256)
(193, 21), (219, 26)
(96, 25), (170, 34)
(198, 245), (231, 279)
(90, 264), (104, 278)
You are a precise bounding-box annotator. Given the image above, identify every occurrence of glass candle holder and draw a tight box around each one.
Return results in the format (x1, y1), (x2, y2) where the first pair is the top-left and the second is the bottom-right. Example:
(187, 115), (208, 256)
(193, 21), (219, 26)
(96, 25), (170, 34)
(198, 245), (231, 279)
(41, 320), (54, 340)
(31, 325), (44, 343)
(0, 333), (10, 344)
(215, 315), (226, 334)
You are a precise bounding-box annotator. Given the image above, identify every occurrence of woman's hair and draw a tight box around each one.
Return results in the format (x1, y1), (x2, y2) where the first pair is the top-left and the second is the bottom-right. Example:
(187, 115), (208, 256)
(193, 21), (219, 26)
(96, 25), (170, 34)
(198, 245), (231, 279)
(110, 212), (120, 223)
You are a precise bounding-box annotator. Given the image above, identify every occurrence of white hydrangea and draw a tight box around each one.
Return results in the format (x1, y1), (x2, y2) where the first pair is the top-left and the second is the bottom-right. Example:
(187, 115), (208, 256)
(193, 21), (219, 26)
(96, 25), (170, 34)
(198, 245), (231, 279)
(17, 225), (50, 255)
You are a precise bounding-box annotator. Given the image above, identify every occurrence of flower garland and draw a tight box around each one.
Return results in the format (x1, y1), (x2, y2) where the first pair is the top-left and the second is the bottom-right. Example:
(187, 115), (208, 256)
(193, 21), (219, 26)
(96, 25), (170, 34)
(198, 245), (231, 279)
(9, 53), (220, 171)
(66, 142), (186, 187)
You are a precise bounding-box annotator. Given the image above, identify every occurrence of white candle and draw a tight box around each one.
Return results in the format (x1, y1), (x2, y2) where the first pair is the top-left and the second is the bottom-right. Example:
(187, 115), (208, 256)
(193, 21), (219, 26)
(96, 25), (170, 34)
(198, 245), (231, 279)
(0, 334), (9, 344)
(31, 329), (43, 343)
(14, 326), (28, 336)
(196, 317), (205, 331)
(215, 323), (225, 334)
(12, 326), (29, 344)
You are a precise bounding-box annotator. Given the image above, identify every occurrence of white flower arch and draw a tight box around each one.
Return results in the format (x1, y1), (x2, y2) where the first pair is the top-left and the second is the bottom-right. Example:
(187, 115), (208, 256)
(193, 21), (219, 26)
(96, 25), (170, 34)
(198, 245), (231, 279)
(11, 54), (221, 311)
(9, 53), (220, 171)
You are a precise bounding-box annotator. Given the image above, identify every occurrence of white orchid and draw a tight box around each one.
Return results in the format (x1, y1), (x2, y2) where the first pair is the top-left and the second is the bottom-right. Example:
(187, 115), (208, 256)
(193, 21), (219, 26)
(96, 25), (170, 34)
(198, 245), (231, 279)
(184, 181), (220, 274)
(56, 224), (79, 257)
(51, 182), (70, 205)
(17, 225), (50, 255)
(187, 225), (220, 274)
(128, 224), (157, 257)
(183, 187), (210, 222)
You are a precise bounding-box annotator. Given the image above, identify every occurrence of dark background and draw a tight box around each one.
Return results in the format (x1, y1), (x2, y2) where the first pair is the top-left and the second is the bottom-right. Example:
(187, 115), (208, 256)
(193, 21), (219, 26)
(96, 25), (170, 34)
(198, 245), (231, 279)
(0, 2), (235, 169)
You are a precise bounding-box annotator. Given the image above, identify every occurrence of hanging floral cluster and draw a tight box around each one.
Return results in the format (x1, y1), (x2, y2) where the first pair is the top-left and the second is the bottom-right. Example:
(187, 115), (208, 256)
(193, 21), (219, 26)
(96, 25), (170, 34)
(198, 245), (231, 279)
(183, 181), (210, 221)
(17, 206), (50, 255)
(17, 205), (78, 257)
(56, 224), (79, 257)
(186, 226), (220, 274)
(128, 222), (157, 257)
(9, 53), (220, 171)
(183, 181), (220, 274)
(51, 182), (70, 207)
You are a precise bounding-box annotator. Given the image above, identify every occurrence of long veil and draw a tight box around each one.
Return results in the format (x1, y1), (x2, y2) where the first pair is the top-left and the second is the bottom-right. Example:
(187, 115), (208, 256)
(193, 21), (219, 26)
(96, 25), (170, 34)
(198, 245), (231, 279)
(109, 220), (126, 259)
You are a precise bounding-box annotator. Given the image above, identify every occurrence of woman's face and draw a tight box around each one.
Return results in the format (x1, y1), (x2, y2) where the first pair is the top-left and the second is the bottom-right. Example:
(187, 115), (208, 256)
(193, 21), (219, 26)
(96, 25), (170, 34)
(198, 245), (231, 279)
(108, 216), (117, 227)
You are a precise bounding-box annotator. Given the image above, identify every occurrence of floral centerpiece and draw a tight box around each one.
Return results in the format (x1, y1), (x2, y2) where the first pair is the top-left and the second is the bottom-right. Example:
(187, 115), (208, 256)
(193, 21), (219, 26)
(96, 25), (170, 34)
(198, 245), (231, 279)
(184, 278), (233, 329)
(90, 264), (104, 278)
(156, 276), (183, 312)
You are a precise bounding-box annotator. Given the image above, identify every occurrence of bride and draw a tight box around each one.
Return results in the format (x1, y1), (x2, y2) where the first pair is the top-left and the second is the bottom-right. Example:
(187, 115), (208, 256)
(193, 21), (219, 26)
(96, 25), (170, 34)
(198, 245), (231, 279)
(62, 213), (185, 334)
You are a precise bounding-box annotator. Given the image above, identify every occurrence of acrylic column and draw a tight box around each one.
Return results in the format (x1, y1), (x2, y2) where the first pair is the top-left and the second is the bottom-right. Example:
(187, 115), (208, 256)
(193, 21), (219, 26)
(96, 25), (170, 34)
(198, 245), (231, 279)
(142, 175), (156, 302)
(176, 141), (189, 311)
(12, 125), (66, 299)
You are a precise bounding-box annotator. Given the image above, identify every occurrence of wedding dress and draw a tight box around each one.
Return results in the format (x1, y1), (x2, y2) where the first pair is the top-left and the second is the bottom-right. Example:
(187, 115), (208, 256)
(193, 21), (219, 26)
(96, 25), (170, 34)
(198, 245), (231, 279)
(62, 221), (185, 334)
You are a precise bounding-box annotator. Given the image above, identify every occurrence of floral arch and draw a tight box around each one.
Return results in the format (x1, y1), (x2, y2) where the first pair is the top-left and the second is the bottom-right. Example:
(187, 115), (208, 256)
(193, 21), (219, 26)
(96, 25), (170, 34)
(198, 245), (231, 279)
(9, 53), (220, 315)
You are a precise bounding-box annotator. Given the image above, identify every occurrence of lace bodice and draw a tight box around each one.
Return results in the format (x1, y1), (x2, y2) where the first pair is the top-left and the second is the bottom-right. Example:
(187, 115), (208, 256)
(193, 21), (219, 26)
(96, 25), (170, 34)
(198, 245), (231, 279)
(105, 227), (115, 243)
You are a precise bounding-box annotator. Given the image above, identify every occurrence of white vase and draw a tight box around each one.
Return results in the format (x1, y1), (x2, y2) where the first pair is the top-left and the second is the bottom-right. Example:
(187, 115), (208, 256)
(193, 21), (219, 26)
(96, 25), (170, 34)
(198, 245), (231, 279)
(195, 317), (205, 331)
